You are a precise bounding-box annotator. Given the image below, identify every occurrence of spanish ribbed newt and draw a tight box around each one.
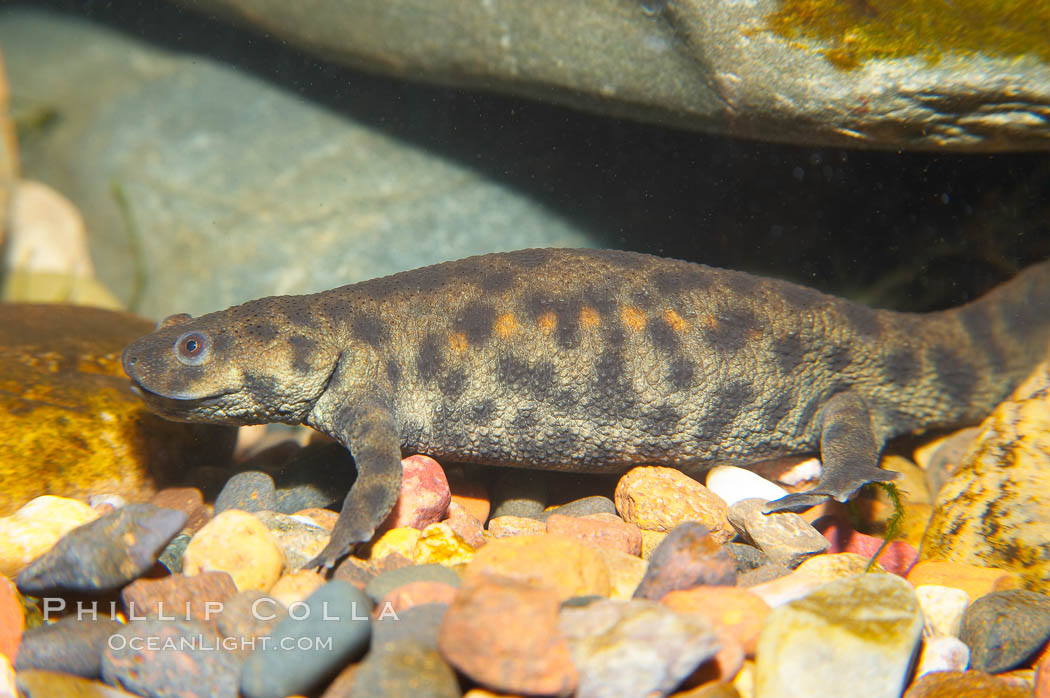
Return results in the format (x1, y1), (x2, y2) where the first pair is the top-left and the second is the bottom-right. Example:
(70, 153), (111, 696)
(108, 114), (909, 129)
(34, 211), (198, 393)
(121, 249), (1050, 568)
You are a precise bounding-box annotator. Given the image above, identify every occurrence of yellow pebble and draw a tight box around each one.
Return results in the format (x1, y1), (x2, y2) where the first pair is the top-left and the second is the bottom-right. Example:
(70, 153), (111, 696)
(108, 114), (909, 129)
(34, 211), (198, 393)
(413, 523), (474, 567)
(0, 496), (98, 577)
(370, 527), (422, 562)
(183, 510), (284, 592)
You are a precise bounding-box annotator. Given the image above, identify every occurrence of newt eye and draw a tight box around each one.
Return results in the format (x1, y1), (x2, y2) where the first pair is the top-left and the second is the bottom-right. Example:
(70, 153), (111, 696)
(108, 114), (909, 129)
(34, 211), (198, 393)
(174, 331), (210, 366)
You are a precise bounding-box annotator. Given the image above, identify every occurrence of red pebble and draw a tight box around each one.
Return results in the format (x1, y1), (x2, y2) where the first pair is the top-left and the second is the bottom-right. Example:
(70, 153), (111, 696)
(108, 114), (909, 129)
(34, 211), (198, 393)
(817, 519), (918, 576)
(380, 455), (452, 532)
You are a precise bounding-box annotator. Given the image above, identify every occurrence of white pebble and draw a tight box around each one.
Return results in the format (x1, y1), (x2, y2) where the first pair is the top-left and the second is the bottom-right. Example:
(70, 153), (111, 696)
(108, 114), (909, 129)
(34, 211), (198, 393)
(777, 457), (823, 486)
(706, 465), (788, 506)
(915, 584), (970, 638)
(915, 635), (970, 677)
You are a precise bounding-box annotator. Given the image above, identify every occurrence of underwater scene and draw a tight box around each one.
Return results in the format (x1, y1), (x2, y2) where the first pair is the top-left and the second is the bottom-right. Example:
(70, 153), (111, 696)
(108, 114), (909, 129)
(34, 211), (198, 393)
(1, 1), (1049, 696)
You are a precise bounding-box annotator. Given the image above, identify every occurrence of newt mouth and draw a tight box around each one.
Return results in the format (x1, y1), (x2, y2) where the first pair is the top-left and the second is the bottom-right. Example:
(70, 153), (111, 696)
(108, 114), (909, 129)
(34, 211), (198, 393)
(129, 380), (235, 404)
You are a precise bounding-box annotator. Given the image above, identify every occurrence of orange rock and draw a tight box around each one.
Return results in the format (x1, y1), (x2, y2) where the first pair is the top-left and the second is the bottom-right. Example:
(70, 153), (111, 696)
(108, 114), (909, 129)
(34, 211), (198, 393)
(661, 586), (770, 656)
(183, 510), (284, 592)
(449, 476), (491, 523)
(907, 560), (1019, 600)
(376, 580), (458, 617)
(682, 631), (745, 688)
(444, 502), (486, 548)
(0, 575), (22, 662)
(488, 515), (546, 538)
(546, 513), (643, 556)
(463, 534), (610, 600)
(1036, 648), (1050, 698)
(903, 669), (1031, 697)
(615, 467), (734, 543)
(292, 508), (339, 532)
(438, 578), (577, 696)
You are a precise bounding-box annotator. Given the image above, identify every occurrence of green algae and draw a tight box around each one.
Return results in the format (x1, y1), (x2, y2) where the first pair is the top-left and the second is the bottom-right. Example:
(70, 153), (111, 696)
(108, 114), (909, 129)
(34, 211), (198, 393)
(765, 0), (1050, 69)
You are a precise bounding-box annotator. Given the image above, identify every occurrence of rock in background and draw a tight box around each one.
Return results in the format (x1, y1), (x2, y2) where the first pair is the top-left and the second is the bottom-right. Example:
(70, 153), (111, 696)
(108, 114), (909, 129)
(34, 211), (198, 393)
(172, 0), (1050, 151)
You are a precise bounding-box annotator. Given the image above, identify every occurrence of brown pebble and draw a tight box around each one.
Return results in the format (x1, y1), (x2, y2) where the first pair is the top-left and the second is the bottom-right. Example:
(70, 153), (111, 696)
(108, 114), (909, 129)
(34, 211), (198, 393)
(903, 669), (1031, 697)
(633, 523), (737, 600)
(377, 581), (458, 617)
(662, 586), (770, 656)
(546, 513), (642, 556)
(463, 534), (610, 600)
(615, 467), (734, 543)
(293, 508), (339, 531)
(122, 571), (237, 628)
(444, 502), (487, 548)
(488, 515), (546, 538)
(438, 578), (577, 696)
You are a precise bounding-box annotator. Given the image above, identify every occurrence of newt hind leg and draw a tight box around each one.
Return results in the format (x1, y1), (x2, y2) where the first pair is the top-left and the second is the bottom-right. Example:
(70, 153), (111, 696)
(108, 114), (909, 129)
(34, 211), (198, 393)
(764, 391), (898, 515)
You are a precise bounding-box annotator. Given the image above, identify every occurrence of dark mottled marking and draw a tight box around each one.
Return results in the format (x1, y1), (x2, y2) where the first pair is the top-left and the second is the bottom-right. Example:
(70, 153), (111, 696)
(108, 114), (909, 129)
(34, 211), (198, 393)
(668, 356), (694, 391)
(553, 296), (584, 348)
(776, 279), (821, 310)
(547, 426), (580, 453)
(289, 335), (317, 374)
(882, 347), (919, 386)
(479, 268), (516, 293)
(841, 303), (882, 338)
(695, 379), (754, 444)
(353, 313), (387, 347)
(512, 408), (539, 432)
(772, 334), (805, 375)
(453, 301), (498, 344)
(630, 289), (655, 309)
(497, 355), (556, 401)
(243, 373), (280, 400)
(647, 315), (679, 354)
(578, 248), (648, 269)
(245, 322), (278, 343)
(703, 308), (757, 353)
(416, 333), (444, 381)
(722, 271), (760, 296)
(641, 405), (682, 436)
(930, 345), (978, 405)
(210, 333), (231, 356)
(651, 267), (712, 295)
(439, 368), (468, 397)
(958, 304), (1007, 372)
(760, 392), (794, 431)
(594, 347), (626, 392)
(796, 393), (827, 435)
(825, 343), (853, 374)
(602, 325), (626, 348)
(580, 286), (618, 317)
(280, 302), (316, 328)
(552, 389), (579, 410)
(411, 265), (450, 294)
(506, 248), (553, 268)
(385, 359), (402, 386)
(353, 274), (402, 300)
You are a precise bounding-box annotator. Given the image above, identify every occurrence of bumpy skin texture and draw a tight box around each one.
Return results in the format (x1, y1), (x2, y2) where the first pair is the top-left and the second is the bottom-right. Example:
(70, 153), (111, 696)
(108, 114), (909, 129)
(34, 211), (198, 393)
(122, 249), (1050, 568)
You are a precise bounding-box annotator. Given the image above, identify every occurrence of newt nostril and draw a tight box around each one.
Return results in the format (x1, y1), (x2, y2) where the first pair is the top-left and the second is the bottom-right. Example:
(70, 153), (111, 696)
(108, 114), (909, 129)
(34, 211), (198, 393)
(127, 356), (138, 366)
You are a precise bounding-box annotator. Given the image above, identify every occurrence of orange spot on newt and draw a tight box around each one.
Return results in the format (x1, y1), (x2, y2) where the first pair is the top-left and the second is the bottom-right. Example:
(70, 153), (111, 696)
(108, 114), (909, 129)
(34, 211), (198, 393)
(448, 332), (468, 353)
(537, 312), (557, 334)
(621, 306), (646, 331)
(495, 313), (519, 338)
(663, 308), (687, 332)
(579, 305), (601, 328)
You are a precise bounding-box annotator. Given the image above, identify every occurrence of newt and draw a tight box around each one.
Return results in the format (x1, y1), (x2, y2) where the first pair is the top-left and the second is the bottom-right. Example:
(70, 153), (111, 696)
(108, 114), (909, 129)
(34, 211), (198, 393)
(121, 249), (1050, 568)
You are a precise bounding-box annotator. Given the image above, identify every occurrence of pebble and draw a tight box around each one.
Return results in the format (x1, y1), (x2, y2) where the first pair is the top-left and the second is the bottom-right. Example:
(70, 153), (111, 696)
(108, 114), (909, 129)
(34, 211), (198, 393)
(102, 619), (241, 698)
(214, 470), (278, 514)
(747, 552), (878, 607)
(661, 586), (771, 656)
(268, 569), (326, 606)
(727, 498), (829, 569)
(332, 556), (378, 591)
(443, 501), (486, 547)
(122, 570), (237, 627)
(906, 560), (1019, 600)
(214, 590), (286, 653)
(737, 562), (793, 588)
(915, 584), (970, 637)
(377, 581), (458, 616)
(364, 563), (461, 604)
(448, 474), (491, 523)
(723, 542), (769, 573)
(88, 494), (126, 516)
(369, 526), (421, 562)
(640, 529), (668, 560)
(16, 503), (186, 594)
(157, 532), (191, 573)
(489, 469), (548, 520)
(293, 507), (339, 531)
(687, 631), (745, 688)
(270, 441), (355, 514)
(438, 577), (577, 696)
(463, 533), (610, 600)
(183, 509), (284, 592)
(593, 547), (649, 600)
(914, 635), (971, 677)
(633, 522), (737, 600)
(240, 580), (372, 698)
(705, 465), (788, 506)
(960, 588), (1050, 673)
(149, 486), (205, 523)
(560, 598), (719, 698)
(0, 657), (12, 698)
(818, 519), (918, 575)
(253, 510), (330, 570)
(545, 496), (618, 519)
(546, 512), (643, 556)
(488, 515), (547, 538)
(902, 669), (1032, 698)
(15, 617), (122, 677)
(380, 455), (450, 531)
(755, 574), (923, 698)
(1038, 650), (1050, 698)
(15, 669), (140, 698)
(0, 575), (21, 662)
(412, 522), (475, 566)
(615, 467), (734, 543)
(0, 495), (98, 577)
(343, 604), (459, 697)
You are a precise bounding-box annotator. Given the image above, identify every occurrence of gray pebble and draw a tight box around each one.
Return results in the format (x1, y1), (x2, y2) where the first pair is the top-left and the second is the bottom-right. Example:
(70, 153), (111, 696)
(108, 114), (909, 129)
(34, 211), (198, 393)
(16, 617), (122, 678)
(364, 564), (460, 604)
(214, 471), (277, 514)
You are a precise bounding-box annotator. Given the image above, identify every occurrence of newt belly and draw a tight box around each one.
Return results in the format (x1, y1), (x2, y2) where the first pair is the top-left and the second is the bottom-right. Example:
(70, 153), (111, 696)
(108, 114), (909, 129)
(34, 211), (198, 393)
(121, 248), (1050, 568)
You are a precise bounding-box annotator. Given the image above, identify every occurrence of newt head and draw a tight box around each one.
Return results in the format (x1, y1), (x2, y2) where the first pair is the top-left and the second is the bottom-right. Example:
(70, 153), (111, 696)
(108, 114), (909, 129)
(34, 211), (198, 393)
(121, 299), (338, 426)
